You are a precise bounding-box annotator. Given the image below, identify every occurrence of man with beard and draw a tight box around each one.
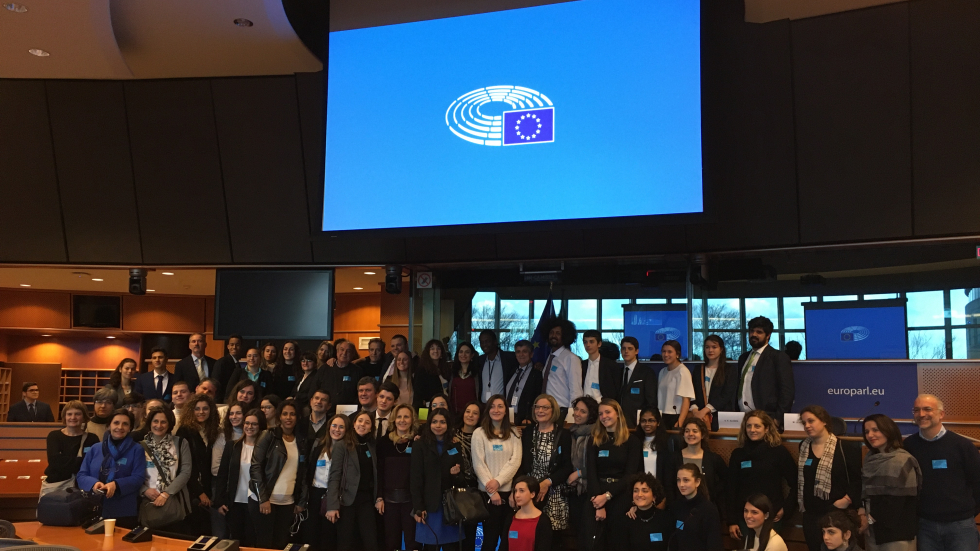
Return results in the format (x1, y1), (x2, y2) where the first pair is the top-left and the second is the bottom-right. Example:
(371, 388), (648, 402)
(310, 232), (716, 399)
(736, 316), (794, 429)
(540, 318), (583, 422)
(355, 338), (387, 380)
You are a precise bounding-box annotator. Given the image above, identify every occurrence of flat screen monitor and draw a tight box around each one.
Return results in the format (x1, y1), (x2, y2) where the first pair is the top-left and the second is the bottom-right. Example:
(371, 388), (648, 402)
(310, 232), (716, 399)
(72, 295), (121, 328)
(214, 270), (334, 340)
(624, 304), (689, 359)
(323, 0), (703, 232)
(803, 300), (908, 360)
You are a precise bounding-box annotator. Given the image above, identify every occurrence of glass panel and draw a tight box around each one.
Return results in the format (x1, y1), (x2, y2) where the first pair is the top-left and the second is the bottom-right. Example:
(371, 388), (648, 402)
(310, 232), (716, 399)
(864, 293), (899, 300)
(745, 298), (779, 329)
(951, 289), (970, 325)
(713, 331), (743, 360)
(636, 298), (667, 304)
(822, 295), (858, 302)
(471, 292), (496, 355)
(708, 299), (741, 331)
(601, 332), (624, 359)
(953, 328), (967, 359)
(907, 290), (945, 328)
(499, 299), (532, 351)
(570, 339), (585, 358)
(783, 332), (806, 360)
(601, 299), (630, 330)
(909, 329), (944, 359)
(691, 332), (704, 361)
(692, 300), (704, 329)
(783, 297), (812, 330)
(567, 299), (598, 330)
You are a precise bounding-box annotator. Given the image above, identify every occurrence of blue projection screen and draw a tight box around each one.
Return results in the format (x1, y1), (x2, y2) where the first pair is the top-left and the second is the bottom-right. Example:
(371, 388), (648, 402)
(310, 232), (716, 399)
(323, 0), (702, 232)
(624, 305), (689, 359)
(804, 300), (909, 360)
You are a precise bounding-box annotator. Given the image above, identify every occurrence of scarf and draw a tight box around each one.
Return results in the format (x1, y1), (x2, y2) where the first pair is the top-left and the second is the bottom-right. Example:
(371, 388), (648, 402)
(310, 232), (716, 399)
(797, 433), (837, 511)
(570, 423), (592, 495)
(145, 434), (178, 490)
(99, 435), (134, 484)
(861, 448), (920, 499)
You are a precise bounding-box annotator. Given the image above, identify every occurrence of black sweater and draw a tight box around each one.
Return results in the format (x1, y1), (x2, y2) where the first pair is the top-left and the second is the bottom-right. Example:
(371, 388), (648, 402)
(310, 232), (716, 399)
(800, 440), (862, 516)
(176, 427), (213, 499)
(669, 490), (723, 551)
(376, 434), (413, 500)
(727, 440), (797, 523)
(666, 448), (728, 520)
(904, 430), (980, 522)
(315, 363), (364, 405)
(586, 433), (643, 499)
(626, 505), (674, 551)
(45, 430), (100, 483)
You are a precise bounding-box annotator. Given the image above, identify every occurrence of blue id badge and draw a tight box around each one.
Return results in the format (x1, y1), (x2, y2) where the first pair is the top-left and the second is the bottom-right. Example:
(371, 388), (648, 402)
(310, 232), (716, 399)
(643, 451), (649, 457)
(83, 447), (91, 453)
(343, 376), (351, 381)
(299, 455), (306, 462)
(147, 461), (155, 469)
(117, 457), (128, 465)
(933, 459), (948, 469)
(260, 382), (266, 387)
(493, 444), (503, 452)
(509, 531), (518, 539)
(741, 461), (752, 468)
(551, 365), (558, 372)
(406, 447), (412, 454)
(598, 450), (609, 458)
(676, 520), (684, 530)
(317, 459), (327, 467)
(631, 387), (640, 394)
(448, 448), (458, 455)
(805, 458), (813, 466)
(650, 533), (663, 542)
(558, 446), (561, 454)
(591, 382), (600, 390)
(288, 376), (296, 382)
(365, 451), (371, 458)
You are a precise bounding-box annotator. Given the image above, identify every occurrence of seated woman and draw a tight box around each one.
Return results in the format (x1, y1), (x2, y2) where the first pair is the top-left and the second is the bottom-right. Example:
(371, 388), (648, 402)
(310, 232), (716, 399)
(77, 408), (147, 528)
(740, 494), (788, 551)
(819, 510), (862, 551)
(42, 400), (100, 497)
(139, 406), (193, 529)
(507, 475), (554, 551)
(624, 473), (673, 551)
(669, 463), (723, 551)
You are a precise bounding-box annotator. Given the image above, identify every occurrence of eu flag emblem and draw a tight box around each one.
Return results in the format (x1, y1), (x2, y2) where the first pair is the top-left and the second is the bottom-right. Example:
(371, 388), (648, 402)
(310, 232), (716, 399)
(503, 107), (554, 146)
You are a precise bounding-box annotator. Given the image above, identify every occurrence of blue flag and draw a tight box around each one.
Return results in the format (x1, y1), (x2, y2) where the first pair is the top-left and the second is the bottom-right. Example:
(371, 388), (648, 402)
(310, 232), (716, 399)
(503, 107), (555, 146)
(531, 295), (557, 365)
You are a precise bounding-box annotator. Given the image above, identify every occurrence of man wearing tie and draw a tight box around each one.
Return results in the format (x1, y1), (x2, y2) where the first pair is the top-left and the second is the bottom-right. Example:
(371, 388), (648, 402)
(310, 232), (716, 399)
(476, 329), (518, 404)
(736, 316), (795, 428)
(172, 333), (218, 391)
(7, 382), (55, 422)
(580, 330), (620, 402)
(505, 340), (543, 425)
(373, 382), (400, 439)
(540, 318), (583, 422)
(617, 337), (656, 429)
(134, 347), (173, 402)
(212, 334), (244, 401)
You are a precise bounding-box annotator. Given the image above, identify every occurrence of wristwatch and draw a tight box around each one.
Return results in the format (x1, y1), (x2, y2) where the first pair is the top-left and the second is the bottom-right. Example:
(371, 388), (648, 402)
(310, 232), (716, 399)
(604, 491), (613, 501)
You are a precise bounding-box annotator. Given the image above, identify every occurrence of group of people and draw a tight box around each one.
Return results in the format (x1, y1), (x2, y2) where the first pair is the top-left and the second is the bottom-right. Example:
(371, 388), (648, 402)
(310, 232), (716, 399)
(27, 316), (980, 551)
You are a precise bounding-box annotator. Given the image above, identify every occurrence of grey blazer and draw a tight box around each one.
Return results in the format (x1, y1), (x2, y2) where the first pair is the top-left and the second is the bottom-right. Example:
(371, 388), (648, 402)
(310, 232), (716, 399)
(325, 439), (377, 510)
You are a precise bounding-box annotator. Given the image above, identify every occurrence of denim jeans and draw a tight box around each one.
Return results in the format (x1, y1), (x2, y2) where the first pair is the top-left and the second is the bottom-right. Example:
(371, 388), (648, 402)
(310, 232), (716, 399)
(918, 517), (980, 551)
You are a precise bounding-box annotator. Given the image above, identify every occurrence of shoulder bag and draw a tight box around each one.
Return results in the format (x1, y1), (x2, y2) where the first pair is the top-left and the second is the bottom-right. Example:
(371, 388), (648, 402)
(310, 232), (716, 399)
(38, 433), (89, 499)
(139, 436), (188, 529)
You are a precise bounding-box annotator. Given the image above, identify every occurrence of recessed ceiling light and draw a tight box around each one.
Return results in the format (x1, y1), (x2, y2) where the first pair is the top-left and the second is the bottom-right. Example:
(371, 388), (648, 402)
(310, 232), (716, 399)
(233, 18), (253, 27)
(106, 336), (116, 339)
(4, 3), (27, 13)
(162, 272), (174, 276)
(353, 287), (363, 290)
(92, 278), (103, 282)
(41, 334), (51, 337)
(147, 289), (156, 292)
(364, 271), (376, 275)
(20, 284), (31, 287)
(28, 49), (50, 57)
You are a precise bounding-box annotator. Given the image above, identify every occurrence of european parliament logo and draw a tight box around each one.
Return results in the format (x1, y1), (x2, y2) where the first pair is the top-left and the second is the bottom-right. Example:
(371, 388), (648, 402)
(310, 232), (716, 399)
(840, 326), (870, 342)
(655, 327), (682, 341)
(446, 86), (555, 147)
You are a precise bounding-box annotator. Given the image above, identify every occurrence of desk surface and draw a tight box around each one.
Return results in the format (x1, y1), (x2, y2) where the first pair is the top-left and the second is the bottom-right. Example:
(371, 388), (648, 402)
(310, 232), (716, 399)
(13, 523), (264, 551)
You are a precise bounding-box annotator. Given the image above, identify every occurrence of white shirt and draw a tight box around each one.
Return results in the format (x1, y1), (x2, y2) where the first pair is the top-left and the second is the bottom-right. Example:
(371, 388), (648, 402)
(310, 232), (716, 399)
(482, 353), (506, 401)
(313, 447), (332, 489)
(692, 366), (718, 412)
(622, 360), (638, 387)
(740, 345), (767, 412)
(192, 354), (209, 378)
(236, 443), (254, 503)
(151, 371), (170, 395)
(270, 439), (298, 505)
(746, 529), (788, 551)
(543, 346), (583, 408)
(642, 435), (658, 477)
(657, 363), (695, 415)
(506, 364), (533, 407)
(583, 356), (602, 401)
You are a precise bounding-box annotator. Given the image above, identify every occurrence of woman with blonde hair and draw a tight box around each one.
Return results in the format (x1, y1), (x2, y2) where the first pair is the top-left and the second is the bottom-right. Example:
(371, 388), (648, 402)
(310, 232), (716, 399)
(580, 398), (642, 551)
(727, 410), (797, 540)
(377, 403), (419, 551)
(42, 400), (100, 496)
(385, 351), (417, 408)
(516, 394), (573, 545)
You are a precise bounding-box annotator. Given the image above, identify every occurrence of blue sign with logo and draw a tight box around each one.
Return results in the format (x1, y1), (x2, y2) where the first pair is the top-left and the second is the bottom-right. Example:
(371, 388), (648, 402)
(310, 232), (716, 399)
(624, 306), (688, 358)
(792, 362), (917, 420)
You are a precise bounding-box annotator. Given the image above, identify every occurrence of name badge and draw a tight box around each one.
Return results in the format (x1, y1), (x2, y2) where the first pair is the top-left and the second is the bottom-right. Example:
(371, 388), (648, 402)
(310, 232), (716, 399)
(288, 376), (296, 382)
(511, 395), (520, 407)
(83, 447), (91, 453)
(650, 533), (663, 542)
(598, 450), (609, 458)
(343, 376), (351, 382)
(299, 455), (306, 462)
(643, 450), (649, 458)
(591, 382), (600, 390)
(805, 458), (813, 466)
(260, 382), (266, 387)
(558, 446), (561, 454)
(631, 387), (640, 394)
(741, 461), (752, 469)
(676, 520), (684, 530)
(933, 459), (948, 469)
(705, 376), (711, 383)
(317, 459), (327, 467)
(147, 461), (155, 469)
(448, 448), (458, 455)
(365, 451), (371, 458)
(509, 531), (518, 539)
(117, 457), (128, 465)
(551, 365), (558, 372)
(406, 447), (412, 454)
(493, 445), (503, 452)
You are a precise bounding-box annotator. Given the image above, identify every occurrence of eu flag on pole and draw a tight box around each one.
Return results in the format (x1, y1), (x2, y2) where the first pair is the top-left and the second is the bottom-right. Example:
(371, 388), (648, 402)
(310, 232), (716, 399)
(503, 107), (555, 146)
(530, 295), (557, 365)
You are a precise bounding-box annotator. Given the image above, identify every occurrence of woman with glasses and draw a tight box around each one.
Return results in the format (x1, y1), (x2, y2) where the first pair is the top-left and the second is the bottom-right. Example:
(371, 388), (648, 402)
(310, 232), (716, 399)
(88, 387), (118, 441)
(261, 395), (282, 431)
(215, 408), (267, 546)
(293, 352), (319, 407)
(250, 399), (309, 549)
(515, 394), (573, 548)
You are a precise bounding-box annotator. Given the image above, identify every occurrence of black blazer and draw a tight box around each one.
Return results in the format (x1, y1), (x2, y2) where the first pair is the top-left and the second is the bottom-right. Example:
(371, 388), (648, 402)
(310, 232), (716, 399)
(580, 356), (621, 400)
(617, 363), (658, 429)
(518, 426), (574, 487)
(215, 435), (250, 508)
(251, 428), (310, 508)
(133, 371), (174, 403)
(176, 426), (214, 500)
(736, 346), (795, 422)
(212, 355), (243, 401)
(225, 368), (275, 402)
(508, 366), (544, 425)
(476, 350), (519, 400)
(410, 438), (463, 513)
(172, 355), (219, 391)
(7, 399), (55, 422)
(690, 363), (739, 430)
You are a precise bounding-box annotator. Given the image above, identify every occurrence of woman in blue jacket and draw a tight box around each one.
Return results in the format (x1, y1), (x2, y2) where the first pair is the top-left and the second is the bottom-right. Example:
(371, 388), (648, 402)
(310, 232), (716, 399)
(77, 408), (147, 528)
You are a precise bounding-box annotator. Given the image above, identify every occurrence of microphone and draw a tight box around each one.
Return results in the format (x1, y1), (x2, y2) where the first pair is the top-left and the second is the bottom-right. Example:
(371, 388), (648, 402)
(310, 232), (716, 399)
(744, 401), (750, 410)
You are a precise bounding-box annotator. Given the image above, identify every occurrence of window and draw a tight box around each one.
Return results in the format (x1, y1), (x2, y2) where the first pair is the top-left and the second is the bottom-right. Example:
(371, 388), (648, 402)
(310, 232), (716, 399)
(471, 292), (497, 354)
(745, 297), (779, 329)
(909, 329), (944, 360)
(601, 299), (630, 330)
(823, 295), (859, 302)
(783, 297), (812, 330)
(864, 293), (899, 300)
(708, 299), (740, 331)
(499, 299), (532, 350)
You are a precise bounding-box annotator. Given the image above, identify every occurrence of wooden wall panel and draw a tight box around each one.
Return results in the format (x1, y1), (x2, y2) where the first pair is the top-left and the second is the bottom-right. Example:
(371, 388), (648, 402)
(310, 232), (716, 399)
(45, 81), (142, 263)
(6, 337), (140, 372)
(6, 363), (63, 417)
(0, 333), (7, 363)
(0, 291), (70, 329)
(378, 289), (410, 347)
(0, 81), (67, 263)
(333, 293), (381, 333)
(122, 295), (206, 333)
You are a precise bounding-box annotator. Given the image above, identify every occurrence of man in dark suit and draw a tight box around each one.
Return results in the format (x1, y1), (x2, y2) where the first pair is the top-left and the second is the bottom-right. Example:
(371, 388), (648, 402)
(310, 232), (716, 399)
(736, 316), (795, 428)
(617, 337), (657, 429)
(7, 382), (55, 422)
(133, 347), (174, 402)
(211, 334), (244, 402)
(172, 332), (219, 393)
(476, 329), (519, 403)
(580, 330), (621, 402)
(506, 340), (544, 425)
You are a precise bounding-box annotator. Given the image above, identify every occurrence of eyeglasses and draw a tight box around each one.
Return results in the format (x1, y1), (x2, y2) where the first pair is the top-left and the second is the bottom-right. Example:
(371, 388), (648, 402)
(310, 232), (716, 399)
(27, 388), (39, 393)
(243, 422), (260, 428)
(95, 400), (114, 405)
(301, 359), (314, 363)
(533, 405), (552, 410)
(912, 407), (937, 414)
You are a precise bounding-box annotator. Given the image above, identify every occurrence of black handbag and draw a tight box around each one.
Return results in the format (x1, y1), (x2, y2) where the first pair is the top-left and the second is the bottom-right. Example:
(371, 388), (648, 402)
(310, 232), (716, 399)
(442, 487), (490, 525)
(37, 487), (103, 526)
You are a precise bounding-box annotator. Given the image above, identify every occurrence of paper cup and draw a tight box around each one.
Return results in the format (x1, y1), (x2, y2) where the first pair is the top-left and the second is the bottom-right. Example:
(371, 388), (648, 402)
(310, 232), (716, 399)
(103, 519), (116, 536)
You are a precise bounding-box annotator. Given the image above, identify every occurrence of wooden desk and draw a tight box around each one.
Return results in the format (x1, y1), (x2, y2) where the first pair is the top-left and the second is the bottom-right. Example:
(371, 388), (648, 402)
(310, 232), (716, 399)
(13, 523), (265, 551)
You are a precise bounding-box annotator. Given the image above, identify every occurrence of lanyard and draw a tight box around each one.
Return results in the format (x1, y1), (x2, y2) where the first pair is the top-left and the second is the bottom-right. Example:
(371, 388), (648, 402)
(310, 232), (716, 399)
(510, 365), (530, 396)
(486, 355), (498, 389)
